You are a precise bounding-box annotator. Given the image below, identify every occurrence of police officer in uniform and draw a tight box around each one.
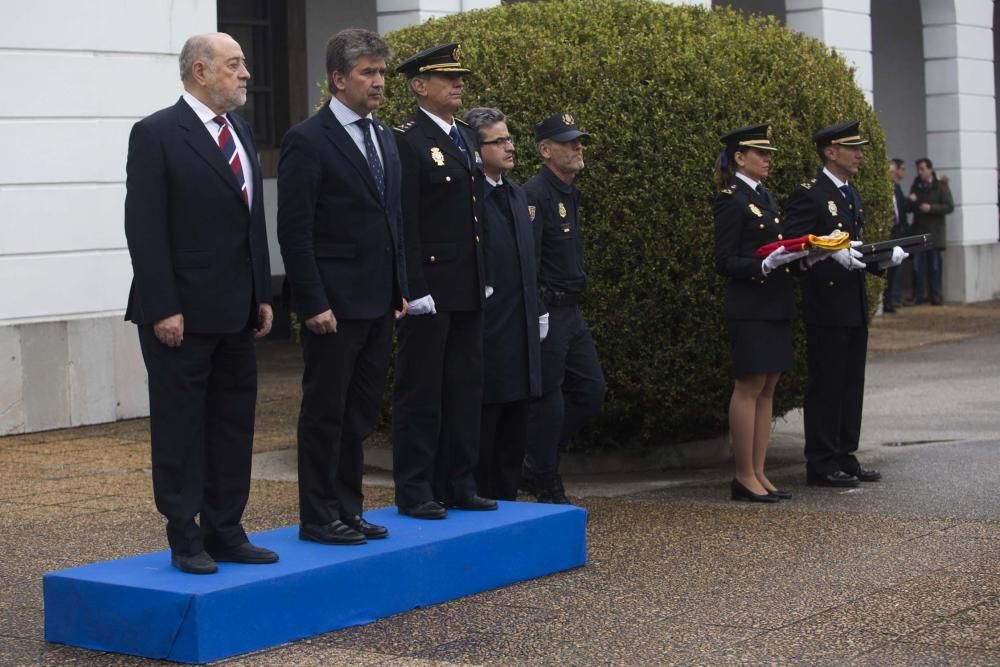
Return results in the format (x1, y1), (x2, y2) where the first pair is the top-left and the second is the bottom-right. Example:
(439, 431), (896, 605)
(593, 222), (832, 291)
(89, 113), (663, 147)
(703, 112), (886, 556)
(522, 113), (606, 504)
(784, 121), (907, 487)
(713, 123), (805, 503)
(391, 44), (497, 518)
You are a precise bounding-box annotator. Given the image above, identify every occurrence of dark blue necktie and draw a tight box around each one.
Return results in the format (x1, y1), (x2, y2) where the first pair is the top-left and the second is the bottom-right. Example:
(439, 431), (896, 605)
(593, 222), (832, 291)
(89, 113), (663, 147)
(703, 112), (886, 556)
(449, 125), (470, 167)
(839, 185), (855, 219)
(355, 118), (385, 200)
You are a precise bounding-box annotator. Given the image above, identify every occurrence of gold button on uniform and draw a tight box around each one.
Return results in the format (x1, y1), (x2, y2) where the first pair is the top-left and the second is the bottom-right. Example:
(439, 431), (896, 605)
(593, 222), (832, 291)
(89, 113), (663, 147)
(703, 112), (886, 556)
(828, 281), (835, 287)
(445, 176), (451, 182)
(837, 223), (843, 228)
(474, 216), (479, 223)
(777, 234), (783, 240)
(774, 217), (780, 224)
(475, 235), (480, 243)
(785, 267), (791, 273)
(759, 224), (765, 229)
(430, 255), (436, 262)
(472, 196), (476, 202)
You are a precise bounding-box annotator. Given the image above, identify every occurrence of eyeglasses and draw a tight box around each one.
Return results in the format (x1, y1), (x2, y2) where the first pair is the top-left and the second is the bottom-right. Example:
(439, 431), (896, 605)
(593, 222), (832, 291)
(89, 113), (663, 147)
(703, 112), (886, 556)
(480, 136), (513, 146)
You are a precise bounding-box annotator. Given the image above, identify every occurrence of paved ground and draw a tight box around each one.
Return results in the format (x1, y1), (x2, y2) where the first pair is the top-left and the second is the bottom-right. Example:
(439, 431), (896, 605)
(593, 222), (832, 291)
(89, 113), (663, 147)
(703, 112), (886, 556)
(0, 301), (997, 666)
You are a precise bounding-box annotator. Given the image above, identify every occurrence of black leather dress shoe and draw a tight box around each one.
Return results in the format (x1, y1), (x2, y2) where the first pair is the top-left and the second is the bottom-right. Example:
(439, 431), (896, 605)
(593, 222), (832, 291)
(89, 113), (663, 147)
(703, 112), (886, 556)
(299, 520), (367, 545)
(343, 515), (388, 539)
(730, 479), (779, 503)
(448, 495), (498, 511)
(536, 474), (571, 504)
(171, 550), (218, 575)
(767, 489), (793, 500)
(208, 542), (279, 564)
(807, 471), (860, 487)
(848, 467), (883, 482)
(398, 501), (448, 520)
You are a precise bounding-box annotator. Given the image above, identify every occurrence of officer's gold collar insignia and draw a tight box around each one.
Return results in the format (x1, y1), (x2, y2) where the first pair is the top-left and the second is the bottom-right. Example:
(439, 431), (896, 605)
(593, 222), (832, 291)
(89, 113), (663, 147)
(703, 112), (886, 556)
(528, 205), (536, 221)
(748, 203), (762, 217)
(558, 202), (567, 218)
(431, 147), (445, 166)
(562, 113), (574, 126)
(827, 200), (838, 216)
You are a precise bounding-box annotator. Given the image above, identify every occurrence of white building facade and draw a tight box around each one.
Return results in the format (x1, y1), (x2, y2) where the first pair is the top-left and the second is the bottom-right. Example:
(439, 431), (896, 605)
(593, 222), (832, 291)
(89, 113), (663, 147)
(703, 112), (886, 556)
(1, 0), (997, 434)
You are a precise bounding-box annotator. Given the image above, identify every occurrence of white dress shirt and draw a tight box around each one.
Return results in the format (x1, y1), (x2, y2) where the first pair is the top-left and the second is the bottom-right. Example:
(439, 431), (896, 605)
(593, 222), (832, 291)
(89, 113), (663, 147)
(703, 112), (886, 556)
(735, 171), (761, 192)
(329, 95), (384, 164)
(182, 92), (254, 210)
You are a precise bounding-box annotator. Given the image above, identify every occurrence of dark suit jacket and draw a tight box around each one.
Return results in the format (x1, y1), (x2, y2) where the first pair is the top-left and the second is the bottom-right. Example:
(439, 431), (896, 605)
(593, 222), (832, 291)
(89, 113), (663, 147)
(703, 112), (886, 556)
(394, 110), (486, 312)
(784, 170), (881, 328)
(891, 182), (912, 235)
(713, 177), (795, 321)
(482, 178), (543, 404)
(124, 97), (271, 332)
(277, 104), (407, 321)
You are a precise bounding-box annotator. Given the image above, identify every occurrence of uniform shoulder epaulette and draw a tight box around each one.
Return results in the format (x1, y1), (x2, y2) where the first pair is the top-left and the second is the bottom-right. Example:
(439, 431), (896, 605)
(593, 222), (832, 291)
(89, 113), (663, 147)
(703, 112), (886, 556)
(800, 177), (817, 190)
(393, 119), (416, 134)
(720, 187), (734, 196)
(455, 117), (470, 127)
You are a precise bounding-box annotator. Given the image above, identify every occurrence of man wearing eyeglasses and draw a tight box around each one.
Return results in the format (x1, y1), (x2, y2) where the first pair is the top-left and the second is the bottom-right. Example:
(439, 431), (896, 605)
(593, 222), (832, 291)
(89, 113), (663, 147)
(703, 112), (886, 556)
(521, 113), (606, 504)
(462, 107), (545, 501)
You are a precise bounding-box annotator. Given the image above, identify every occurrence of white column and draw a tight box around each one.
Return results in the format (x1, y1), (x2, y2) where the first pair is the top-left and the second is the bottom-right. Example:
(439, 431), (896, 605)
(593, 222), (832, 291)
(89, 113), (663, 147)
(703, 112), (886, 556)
(921, 0), (999, 302)
(786, 0), (873, 103)
(650, 0), (712, 6)
(377, 0), (501, 34)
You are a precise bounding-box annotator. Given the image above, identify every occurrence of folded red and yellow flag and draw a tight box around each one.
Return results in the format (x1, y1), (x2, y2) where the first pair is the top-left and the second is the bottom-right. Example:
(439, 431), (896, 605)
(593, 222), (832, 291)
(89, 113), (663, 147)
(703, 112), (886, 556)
(755, 230), (852, 258)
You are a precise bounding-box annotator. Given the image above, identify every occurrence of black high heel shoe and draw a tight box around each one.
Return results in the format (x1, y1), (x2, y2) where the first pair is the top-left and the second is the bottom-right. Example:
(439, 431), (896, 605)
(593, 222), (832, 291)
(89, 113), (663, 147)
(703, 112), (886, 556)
(767, 489), (792, 500)
(730, 478), (779, 503)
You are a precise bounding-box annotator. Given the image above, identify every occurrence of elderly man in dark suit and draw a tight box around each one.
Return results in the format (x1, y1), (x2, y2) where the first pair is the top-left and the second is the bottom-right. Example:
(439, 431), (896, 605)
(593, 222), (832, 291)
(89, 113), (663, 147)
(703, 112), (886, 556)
(124, 32), (276, 574)
(278, 29), (408, 546)
(391, 44), (496, 518)
(462, 107), (545, 501)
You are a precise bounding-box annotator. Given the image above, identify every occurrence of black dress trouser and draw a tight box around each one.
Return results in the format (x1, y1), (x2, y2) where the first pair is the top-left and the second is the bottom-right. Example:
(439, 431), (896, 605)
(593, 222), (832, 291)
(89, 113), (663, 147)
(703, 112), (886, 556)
(525, 305), (605, 476)
(138, 325), (256, 557)
(803, 324), (868, 476)
(478, 400), (530, 500)
(392, 309), (484, 508)
(297, 311), (393, 525)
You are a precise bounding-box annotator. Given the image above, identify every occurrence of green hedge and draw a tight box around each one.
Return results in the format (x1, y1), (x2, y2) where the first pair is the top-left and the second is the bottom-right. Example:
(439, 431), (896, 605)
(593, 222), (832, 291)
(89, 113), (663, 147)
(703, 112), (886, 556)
(376, 0), (891, 450)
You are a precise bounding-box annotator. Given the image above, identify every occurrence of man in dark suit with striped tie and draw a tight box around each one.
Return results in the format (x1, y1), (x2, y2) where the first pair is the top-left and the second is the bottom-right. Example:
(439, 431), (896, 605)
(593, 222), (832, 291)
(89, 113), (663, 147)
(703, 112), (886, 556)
(124, 33), (276, 574)
(278, 29), (409, 545)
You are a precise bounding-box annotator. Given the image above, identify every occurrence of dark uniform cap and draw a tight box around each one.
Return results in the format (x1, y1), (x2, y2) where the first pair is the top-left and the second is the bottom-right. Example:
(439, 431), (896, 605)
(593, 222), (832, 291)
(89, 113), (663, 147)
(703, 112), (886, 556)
(534, 112), (591, 143)
(720, 123), (777, 153)
(395, 43), (471, 77)
(813, 120), (869, 148)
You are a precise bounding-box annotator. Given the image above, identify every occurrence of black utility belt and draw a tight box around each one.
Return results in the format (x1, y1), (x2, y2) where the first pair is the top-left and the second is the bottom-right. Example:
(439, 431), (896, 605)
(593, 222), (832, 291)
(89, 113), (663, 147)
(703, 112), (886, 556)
(541, 288), (582, 307)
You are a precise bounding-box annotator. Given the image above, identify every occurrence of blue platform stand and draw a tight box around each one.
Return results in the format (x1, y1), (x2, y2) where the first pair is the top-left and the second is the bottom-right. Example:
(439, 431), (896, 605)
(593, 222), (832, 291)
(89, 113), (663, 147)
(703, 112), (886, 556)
(44, 502), (587, 663)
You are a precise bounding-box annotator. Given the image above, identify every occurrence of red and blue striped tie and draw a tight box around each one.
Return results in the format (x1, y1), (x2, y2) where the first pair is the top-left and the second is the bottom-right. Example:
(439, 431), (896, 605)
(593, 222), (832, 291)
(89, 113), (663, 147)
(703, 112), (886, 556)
(213, 115), (249, 207)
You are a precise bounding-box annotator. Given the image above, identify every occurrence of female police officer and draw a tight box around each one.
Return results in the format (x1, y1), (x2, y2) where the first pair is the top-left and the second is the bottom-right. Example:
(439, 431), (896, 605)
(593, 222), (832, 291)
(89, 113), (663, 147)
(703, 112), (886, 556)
(713, 124), (805, 502)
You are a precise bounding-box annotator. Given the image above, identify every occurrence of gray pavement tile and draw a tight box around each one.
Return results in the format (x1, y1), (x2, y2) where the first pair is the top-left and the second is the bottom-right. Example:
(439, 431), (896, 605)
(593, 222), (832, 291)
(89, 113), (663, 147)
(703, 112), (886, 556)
(217, 641), (393, 666)
(849, 642), (1000, 666)
(898, 597), (1000, 651)
(938, 522), (1000, 541)
(0, 638), (110, 666)
(699, 623), (892, 666)
(0, 602), (43, 640)
(322, 614), (477, 655)
(944, 539), (1000, 576)
(406, 632), (609, 667)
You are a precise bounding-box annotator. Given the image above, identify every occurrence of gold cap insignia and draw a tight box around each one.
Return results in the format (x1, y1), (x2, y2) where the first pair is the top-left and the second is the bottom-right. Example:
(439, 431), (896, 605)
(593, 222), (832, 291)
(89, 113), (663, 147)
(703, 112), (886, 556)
(431, 147), (445, 167)
(527, 206), (536, 221)
(558, 202), (567, 218)
(827, 200), (838, 216)
(766, 125), (773, 140)
(562, 113), (574, 126)
(452, 45), (463, 61)
(748, 203), (762, 217)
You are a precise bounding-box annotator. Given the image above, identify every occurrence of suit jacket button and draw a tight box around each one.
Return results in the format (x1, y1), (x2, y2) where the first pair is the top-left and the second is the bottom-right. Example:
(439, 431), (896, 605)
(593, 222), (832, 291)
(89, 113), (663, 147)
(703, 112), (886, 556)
(472, 196), (476, 202)
(828, 281), (835, 287)
(474, 216), (479, 223)
(785, 267), (791, 273)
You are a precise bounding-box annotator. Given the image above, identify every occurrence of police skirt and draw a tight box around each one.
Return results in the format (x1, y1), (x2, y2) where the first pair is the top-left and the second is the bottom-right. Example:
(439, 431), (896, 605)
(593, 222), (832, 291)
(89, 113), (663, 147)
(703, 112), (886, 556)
(725, 319), (793, 377)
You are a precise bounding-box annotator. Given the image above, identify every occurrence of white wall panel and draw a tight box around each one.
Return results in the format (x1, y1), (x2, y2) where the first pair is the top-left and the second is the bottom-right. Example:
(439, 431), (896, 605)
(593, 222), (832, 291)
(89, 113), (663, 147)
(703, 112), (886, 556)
(943, 169), (999, 207)
(0, 184), (126, 255)
(925, 59), (995, 96)
(926, 131), (999, 170)
(948, 203), (1000, 245)
(923, 25), (993, 60)
(0, 250), (132, 321)
(0, 0), (214, 54)
(0, 119), (133, 185)
(920, 0), (993, 27)
(787, 0), (868, 12)
(0, 52), (182, 118)
(926, 94), (997, 132)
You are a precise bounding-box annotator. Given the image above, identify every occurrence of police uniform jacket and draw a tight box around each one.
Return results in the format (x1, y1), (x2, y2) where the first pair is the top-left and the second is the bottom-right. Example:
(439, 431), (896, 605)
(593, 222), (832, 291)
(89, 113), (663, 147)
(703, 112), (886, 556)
(713, 177), (795, 321)
(395, 111), (487, 312)
(784, 170), (882, 328)
(524, 165), (586, 296)
(482, 177), (543, 404)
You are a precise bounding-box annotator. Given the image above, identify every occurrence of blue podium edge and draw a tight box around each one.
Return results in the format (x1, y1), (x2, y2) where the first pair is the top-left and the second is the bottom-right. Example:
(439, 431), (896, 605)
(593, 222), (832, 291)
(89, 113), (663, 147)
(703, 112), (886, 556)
(44, 502), (587, 663)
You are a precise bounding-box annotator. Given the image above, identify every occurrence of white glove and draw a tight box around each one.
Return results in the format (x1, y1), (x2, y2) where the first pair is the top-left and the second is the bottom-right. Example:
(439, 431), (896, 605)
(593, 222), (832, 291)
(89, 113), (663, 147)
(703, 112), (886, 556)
(485, 285), (494, 299)
(878, 245), (909, 270)
(761, 246), (808, 275)
(539, 312), (549, 341)
(831, 247), (865, 271)
(408, 294), (436, 315)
